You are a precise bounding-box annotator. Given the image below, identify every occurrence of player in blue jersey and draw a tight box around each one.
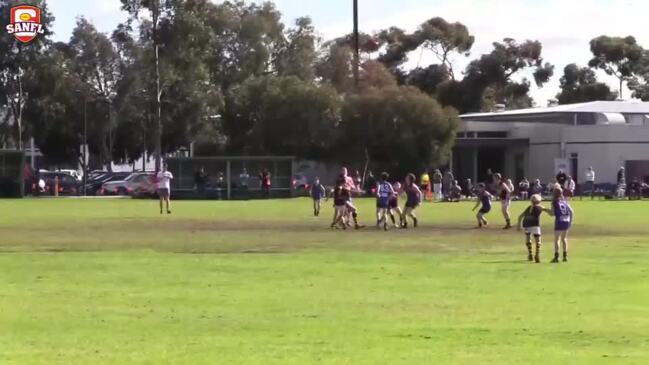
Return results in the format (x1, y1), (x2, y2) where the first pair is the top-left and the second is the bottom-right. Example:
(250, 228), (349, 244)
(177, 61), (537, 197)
(310, 177), (327, 217)
(402, 173), (422, 228)
(376, 172), (396, 231)
(548, 185), (574, 263)
(472, 183), (493, 228)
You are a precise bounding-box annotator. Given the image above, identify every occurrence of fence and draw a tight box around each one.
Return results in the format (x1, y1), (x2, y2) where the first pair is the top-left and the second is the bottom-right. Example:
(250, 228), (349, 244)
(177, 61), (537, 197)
(0, 150), (25, 197)
(166, 156), (295, 199)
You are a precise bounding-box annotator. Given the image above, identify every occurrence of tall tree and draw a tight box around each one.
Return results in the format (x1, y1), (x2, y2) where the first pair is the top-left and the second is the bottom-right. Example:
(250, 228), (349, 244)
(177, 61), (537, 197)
(339, 85), (458, 175)
(0, 0), (54, 150)
(438, 38), (554, 113)
(556, 64), (617, 104)
(68, 17), (121, 169)
(628, 50), (649, 101)
(223, 75), (341, 159)
(275, 17), (319, 81)
(120, 0), (173, 171)
(589, 35), (644, 99)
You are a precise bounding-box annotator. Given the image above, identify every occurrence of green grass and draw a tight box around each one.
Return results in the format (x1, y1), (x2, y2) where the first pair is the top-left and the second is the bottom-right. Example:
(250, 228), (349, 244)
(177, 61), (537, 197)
(1, 198), (649, 364)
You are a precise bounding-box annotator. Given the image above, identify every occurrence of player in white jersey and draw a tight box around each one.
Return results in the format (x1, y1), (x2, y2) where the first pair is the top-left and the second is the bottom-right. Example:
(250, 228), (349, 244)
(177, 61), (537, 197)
(157, 163), (174, 214)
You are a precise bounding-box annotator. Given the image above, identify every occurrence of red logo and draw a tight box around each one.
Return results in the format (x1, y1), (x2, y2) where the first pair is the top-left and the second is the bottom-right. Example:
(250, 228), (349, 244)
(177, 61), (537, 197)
(6, 5), (44, 43)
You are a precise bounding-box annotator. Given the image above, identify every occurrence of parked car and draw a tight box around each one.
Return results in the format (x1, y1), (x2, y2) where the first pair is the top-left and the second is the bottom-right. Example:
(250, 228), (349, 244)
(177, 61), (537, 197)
(39, 172), (81, 196)
(100, 172), (154, 196)
(85, 172), (130, 196)
(58, 169), (82, 181)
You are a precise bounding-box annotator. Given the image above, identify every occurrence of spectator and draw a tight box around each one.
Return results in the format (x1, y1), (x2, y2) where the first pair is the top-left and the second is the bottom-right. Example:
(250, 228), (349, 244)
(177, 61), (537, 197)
(432, 169), (443, 201)
(484, 168), (493, 186)
(556, 169), (567, 186)
(353, 170), (362, 191)
(364, 171), (376, 196)
(464, 178), (474, 199)
(628, 178), (642, 200)
(584, 166), (595, 199)
(442, 170), (454, 200)
(617, 166), (626, 199)
(530, 179), (543, 195)
(420, 171), (430, 201)
(564, 176), (576, 199)
(194, 166), (208, 195)
(449, 180), (462, 202)
(216, 171), (225, 200)
(260, 169), (272, 199)
(518, 177), (530, 200)
(239, 168), (250, 199)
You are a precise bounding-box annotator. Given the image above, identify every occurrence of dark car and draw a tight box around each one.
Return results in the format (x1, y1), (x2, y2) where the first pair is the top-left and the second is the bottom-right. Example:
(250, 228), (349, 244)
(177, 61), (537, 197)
(40, 172), (81, 196)
(84, 172), (131, 196)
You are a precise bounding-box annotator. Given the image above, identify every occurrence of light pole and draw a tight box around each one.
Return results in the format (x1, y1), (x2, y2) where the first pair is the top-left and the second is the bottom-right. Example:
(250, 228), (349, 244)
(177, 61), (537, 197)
(82, 96), (88, 196)
(353, 0), (360, 88)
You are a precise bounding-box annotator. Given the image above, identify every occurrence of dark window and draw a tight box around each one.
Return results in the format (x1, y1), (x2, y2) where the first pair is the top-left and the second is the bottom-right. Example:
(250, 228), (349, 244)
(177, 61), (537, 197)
(476, 131), (508, 138)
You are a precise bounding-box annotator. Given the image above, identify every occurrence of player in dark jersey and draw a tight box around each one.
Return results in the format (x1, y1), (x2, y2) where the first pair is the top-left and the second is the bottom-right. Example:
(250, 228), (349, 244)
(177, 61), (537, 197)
(388, 182), (404, 228)
(472, 183), (493, 228)
(517, 194), (551, 263)
(494, 173), (513, 229)
(402, 173), (422, 228)
(376, 172), (395, 231)
(328, 184), (349, 229)
(548, 185), (574, 263)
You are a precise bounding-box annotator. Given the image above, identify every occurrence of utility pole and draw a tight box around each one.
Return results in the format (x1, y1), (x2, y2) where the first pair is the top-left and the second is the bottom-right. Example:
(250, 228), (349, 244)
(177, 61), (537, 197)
(153, 0), (162, 173)
(353, 0), (360, 88)
(83, 97), (87, 196)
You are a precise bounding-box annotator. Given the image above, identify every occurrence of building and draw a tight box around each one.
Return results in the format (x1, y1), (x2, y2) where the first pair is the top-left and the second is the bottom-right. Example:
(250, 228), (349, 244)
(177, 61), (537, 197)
(454, 101), (649, 185)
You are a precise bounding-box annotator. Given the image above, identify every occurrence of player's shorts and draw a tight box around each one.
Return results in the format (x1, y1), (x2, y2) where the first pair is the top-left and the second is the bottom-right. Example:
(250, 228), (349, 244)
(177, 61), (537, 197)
(334, 205), (347, 215)
(377, 197), (390, 209)
(479, 206), (491, 214)
(405, 199), (419, 209)
(158, 188), (170, 198)
(524, 226), (541, 236)
(389, 198), (398, 209)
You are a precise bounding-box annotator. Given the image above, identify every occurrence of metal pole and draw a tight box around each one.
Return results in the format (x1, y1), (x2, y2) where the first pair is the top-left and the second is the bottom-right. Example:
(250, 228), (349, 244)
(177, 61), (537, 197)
(226, 160), (231, 200)
(83, 98), (87, 196)
(353, 0), (360, 88)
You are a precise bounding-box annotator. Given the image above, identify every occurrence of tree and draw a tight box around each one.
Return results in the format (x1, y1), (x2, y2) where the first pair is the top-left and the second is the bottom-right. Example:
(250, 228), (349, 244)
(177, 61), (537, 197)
(556, 64), (617, 104)
(0, 0), (54, 150)
(223, 75), (341, 159)
(339, 86), (458, 175)
(412, 17), (474, 80)
(377, 17), (473, 81)
(68, 17), (122, 169)
(120, 0), (173, 171)
(628, 50), (649, 101)
(275, 17), (319, 81)
(437, 38), (554, 113)
(589, 35), (644, 99)
(316, 43), (355, 93)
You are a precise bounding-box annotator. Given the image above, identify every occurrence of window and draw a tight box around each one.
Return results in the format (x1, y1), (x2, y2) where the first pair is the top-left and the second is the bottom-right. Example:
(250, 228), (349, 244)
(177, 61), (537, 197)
(476, 131), (508, 138)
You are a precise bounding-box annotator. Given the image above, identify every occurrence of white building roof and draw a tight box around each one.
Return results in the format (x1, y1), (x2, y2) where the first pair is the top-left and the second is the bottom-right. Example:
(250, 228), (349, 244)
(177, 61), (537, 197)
(461, 101), (649, 119)
(460, 101), (649, 124)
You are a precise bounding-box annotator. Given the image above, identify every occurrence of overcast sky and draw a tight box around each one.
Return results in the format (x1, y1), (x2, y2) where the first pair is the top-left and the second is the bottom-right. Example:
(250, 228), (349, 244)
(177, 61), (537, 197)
(48, 0), (649, 105)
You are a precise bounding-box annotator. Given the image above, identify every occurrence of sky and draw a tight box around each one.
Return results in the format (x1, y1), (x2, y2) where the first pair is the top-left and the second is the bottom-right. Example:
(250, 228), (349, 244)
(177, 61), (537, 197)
(47, 0), (649, 105)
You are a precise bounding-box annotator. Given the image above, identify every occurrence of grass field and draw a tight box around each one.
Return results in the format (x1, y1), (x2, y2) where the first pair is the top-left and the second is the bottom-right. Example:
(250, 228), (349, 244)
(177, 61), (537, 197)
(1, 198), (649, 365)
